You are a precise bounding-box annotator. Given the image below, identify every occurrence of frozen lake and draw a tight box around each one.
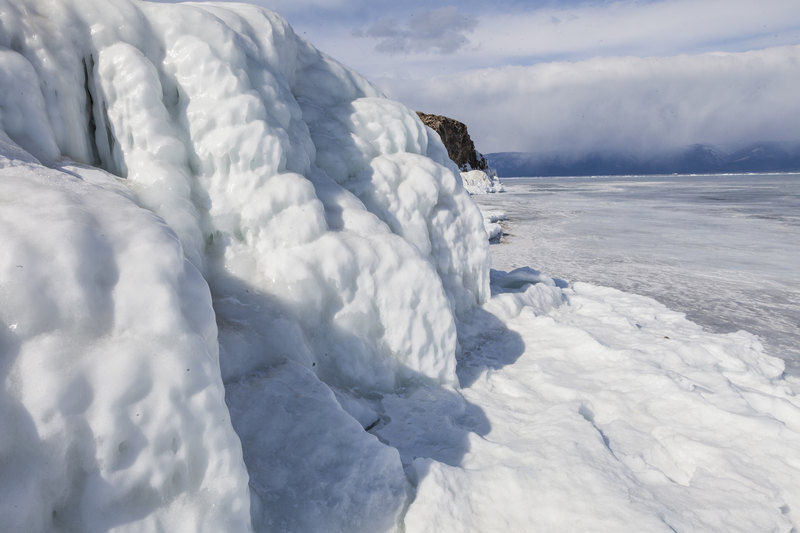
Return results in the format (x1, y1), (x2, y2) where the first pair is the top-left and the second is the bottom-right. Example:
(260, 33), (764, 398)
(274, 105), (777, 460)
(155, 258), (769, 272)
(474, 173), (800, 373)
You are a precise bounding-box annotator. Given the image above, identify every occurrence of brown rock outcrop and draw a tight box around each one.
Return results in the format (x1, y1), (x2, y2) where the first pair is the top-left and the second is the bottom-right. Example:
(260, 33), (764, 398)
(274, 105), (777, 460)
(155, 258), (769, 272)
(417, 112), (487, 171)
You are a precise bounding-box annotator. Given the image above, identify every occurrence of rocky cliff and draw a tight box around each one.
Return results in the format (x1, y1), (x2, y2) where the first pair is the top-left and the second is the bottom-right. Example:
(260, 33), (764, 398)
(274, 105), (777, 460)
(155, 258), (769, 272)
(417, 112), (488, 171)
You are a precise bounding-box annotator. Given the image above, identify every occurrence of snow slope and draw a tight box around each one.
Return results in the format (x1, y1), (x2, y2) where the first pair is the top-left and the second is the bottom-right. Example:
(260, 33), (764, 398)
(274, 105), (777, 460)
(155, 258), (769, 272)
(1, 1), (800, 532)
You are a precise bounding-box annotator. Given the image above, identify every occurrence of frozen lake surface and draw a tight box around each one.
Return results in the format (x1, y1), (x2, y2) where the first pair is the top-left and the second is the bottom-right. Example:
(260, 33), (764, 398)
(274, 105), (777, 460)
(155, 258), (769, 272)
(474, 173), (800, 373)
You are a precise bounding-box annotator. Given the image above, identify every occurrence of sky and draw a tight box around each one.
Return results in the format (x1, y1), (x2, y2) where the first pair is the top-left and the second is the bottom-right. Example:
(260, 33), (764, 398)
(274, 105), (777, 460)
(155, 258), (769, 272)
(187, 0), (800, 156)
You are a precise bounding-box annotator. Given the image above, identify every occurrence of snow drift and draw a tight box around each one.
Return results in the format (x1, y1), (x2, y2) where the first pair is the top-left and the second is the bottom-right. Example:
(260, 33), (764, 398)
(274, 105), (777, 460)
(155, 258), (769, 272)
(3, 1), (800, 532)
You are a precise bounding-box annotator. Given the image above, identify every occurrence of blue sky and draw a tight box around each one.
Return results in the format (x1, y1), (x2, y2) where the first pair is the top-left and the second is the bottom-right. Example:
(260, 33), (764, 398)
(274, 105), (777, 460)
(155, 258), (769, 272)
(192, 0), (800, 155)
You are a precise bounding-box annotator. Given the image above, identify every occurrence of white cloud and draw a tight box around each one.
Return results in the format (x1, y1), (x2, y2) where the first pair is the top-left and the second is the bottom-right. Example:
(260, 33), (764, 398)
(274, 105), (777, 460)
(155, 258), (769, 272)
(474, 0), (800, 61)
(238, 0), (349, 12)
(295, 0), (800, 94)
(354, 7), (478, 55)
(380, 45), (800, 155)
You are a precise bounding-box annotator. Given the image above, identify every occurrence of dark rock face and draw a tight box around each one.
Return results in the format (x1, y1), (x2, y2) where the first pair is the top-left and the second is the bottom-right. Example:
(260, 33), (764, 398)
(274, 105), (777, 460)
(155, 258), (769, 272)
(417, 112), (487, 171)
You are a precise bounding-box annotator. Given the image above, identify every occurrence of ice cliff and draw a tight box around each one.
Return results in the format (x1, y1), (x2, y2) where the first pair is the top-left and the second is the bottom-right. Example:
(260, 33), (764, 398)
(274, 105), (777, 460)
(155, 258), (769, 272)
(0, 1), (488, 531)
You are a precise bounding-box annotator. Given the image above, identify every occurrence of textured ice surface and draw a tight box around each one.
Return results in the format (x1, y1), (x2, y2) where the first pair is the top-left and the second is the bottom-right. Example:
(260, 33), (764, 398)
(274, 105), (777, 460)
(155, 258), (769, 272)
(405, 271), (800, 532)
(0, 1), (486, 531)
(2, 1), (800, 532)
(480, 210), (507, 242)
(0, 143), (252, 532)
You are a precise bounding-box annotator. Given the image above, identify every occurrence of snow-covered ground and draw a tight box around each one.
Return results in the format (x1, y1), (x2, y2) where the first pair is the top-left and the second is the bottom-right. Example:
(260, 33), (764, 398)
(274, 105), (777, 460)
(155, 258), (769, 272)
(2, 2), (799, 532)
(411, 271), (800, 532)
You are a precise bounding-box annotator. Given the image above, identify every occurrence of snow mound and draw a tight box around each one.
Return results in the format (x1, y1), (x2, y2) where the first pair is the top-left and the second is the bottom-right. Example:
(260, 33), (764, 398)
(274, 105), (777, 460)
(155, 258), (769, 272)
(0, 1), (487, 530)
(460, 169), (505, 194)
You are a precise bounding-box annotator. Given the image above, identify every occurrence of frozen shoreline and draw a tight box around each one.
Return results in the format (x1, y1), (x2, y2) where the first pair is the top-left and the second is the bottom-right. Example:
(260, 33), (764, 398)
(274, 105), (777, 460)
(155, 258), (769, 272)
(473, 174), (800, 374)
(408, 269), (800, 531)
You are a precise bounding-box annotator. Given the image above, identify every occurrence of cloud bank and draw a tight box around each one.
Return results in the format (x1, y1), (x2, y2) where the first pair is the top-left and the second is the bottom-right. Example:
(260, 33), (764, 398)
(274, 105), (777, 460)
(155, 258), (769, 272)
(382, 45), (800, 156)
(474, 0), (800, 62)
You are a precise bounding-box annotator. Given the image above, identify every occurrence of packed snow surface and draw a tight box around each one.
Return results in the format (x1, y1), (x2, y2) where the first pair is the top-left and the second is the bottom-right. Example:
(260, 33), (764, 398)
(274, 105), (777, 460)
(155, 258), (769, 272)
(1, 1), (799, 532)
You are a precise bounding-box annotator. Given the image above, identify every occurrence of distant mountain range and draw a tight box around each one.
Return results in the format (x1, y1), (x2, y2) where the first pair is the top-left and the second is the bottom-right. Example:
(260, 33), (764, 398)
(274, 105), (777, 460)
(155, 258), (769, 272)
(487, 142), (800, 177)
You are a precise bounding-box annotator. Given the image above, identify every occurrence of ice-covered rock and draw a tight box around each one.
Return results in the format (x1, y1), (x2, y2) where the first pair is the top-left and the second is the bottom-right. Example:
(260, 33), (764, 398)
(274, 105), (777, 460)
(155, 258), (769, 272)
(416, 111), (488, 171)
(0, 1), (488, 531)
(414, 111), (505, 194)
(479, 210), (506, 242)
(460, 169), (506, 194)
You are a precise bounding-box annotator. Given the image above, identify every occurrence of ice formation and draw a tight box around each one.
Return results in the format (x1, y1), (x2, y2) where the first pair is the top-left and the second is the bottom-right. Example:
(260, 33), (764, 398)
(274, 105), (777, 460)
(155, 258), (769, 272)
(0, 143), (252, 532)
(480, 210), (507, 242)
(460, 168), (505, 194)
(2, 1), (800, 532)
(0, 1), (487, 530)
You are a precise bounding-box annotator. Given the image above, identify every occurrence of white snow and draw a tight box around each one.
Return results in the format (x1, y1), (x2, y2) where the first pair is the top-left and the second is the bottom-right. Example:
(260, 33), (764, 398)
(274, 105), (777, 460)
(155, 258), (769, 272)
(406, 271), (800, 532)
(1, 1), (800, 532)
